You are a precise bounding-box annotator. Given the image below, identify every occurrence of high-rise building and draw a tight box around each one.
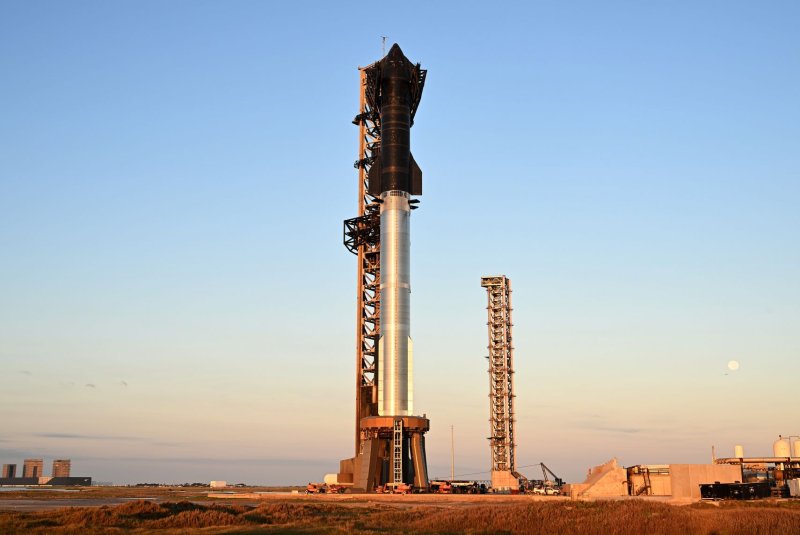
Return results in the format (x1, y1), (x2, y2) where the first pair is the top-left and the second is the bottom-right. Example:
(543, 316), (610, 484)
(23, 458), (44, 478)
(52, 459), (71, 477)
(2, 464), (16, 478)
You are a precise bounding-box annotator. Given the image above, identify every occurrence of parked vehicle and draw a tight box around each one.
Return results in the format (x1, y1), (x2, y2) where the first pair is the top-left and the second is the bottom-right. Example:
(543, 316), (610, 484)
(305, 483), (326, 494)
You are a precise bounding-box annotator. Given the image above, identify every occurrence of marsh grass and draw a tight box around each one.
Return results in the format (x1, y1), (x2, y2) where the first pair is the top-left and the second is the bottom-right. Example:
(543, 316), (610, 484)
(0, 498), (799, 534)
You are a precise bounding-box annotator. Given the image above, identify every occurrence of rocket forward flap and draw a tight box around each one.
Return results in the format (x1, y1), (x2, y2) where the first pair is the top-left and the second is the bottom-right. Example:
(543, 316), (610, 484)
(367, 150), (382, 196)
(410, 153), (422, 196)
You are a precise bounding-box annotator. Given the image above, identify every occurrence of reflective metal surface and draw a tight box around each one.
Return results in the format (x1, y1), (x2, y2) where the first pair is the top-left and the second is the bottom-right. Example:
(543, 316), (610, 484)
(378, 190), (412, 416)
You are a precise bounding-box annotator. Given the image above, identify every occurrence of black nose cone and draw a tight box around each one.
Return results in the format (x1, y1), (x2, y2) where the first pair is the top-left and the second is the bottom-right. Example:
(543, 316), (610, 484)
(387, 43), (405, 60)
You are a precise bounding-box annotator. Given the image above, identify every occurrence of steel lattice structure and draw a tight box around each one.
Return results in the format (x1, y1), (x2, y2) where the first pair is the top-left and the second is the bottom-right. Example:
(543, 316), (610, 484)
(481, 275), (518, 478)
(343, 68), (383, 454)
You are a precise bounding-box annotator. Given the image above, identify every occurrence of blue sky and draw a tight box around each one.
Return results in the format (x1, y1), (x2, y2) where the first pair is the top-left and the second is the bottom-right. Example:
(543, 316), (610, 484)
(1, 1), (798, 484)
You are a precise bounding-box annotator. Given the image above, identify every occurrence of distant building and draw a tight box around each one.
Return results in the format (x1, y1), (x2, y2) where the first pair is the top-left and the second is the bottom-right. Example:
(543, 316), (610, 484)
(23, 459), (43, 478)
(562, 458), (741, 499)
(52, 459), (71, 477)
(2, 464), (16, 478)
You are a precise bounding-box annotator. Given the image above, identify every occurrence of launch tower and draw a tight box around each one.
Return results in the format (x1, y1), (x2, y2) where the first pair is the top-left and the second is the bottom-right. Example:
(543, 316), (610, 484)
(481, 275), (522, 490)
(340, 44), (429, 491)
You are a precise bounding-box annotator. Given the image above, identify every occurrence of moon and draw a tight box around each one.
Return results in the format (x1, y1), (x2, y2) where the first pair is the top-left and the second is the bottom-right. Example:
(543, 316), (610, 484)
(727, 360), (740, 371)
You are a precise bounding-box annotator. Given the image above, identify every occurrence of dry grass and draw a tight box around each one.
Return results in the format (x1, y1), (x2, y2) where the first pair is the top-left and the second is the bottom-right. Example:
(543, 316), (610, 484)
(1, 498), (799, 534)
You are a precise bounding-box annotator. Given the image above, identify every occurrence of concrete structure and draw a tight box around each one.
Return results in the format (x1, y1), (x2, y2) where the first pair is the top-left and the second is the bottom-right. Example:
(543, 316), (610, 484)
(22, 459), (43, 478)
(669, 464), (741, 499)
(628, 465), (671, 496)
(2, 464), (16, 478)
(565, 458), (628, 498)
(628, 464), (742, 499)
(564, 458), (741, 499)
(52, 459), (71, 477)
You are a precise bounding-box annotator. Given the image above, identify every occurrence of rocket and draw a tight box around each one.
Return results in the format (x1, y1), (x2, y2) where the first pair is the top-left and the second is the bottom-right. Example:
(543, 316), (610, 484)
(340, 43), (430, 491)
(364, 44), (425, 417)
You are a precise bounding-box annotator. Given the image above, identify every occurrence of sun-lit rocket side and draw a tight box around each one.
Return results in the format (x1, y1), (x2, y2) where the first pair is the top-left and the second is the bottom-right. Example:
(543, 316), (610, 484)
(378, 191), (413, 417)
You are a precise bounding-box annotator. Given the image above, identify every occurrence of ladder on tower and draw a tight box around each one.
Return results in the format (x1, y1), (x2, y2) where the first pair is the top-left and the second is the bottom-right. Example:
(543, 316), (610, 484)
(393, 419), (403, 484)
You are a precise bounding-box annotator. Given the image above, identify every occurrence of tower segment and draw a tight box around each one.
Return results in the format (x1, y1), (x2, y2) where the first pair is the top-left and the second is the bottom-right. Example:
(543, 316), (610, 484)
(343, 67), (383, 455)
(481, 275), (522, 490)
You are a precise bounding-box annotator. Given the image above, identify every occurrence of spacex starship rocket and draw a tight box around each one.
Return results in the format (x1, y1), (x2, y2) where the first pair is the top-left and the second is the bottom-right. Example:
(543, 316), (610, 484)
(340, 44), (429, 491)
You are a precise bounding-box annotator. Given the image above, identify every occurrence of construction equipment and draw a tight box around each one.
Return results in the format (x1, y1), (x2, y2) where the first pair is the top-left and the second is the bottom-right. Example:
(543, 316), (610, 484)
(520, 463), (564, 495)
(430, 480), (452, 493)
(327, 484), (347, 494)
(391, 483), (413, 494)
(539, 463), (564, 488)
(305, 483), (327, 494)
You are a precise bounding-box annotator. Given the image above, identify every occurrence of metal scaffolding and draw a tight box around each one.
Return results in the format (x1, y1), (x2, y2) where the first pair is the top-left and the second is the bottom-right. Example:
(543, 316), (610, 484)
(344, 68), (382, 455)
(480, 275), (518, 481)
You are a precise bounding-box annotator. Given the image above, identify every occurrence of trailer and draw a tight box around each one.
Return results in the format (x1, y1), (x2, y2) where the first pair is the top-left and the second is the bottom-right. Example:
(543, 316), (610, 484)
(305, 483), (327, 494)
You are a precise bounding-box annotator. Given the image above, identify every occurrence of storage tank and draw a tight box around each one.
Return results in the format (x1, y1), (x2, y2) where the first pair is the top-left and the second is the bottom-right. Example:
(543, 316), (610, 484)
(773, 436), (791, 457)
(734, 445), (744, 458)
(794, 440), (800, 458)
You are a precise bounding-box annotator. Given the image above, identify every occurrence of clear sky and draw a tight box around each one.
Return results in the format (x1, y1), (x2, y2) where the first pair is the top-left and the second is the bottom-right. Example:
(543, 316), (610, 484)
(1, 1), (798, 485)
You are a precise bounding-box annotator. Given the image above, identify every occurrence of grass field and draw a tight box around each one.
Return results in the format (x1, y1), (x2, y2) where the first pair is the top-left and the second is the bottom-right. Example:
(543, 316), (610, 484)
(1, 488), (799, 534)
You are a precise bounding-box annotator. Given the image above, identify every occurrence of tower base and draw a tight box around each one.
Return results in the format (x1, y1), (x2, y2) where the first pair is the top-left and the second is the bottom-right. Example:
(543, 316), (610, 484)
(491, 470), (521, 491)
(339, 415), (429, 492)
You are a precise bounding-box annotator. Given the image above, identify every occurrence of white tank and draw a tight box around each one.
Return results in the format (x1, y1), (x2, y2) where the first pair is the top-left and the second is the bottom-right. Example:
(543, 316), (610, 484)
(323, 473), (339, 485)
(773, 436), (791, 457)
(793, 440), (800, 458)
(734, 445), (744, 458)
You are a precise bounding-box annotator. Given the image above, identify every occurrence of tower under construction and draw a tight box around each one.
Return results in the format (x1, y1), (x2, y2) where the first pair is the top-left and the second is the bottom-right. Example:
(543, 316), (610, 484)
(481, 275), (523, 490)
(338, 44), (429, 492)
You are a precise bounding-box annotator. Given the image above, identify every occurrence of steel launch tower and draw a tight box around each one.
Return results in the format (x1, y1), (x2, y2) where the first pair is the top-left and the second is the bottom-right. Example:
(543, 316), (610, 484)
(340, 44), (429, 491)
(481, 275), (523, 490)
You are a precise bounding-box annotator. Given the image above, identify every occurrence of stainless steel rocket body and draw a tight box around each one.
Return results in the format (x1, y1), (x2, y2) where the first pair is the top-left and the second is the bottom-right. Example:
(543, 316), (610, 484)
(378, 190), (413, 416)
